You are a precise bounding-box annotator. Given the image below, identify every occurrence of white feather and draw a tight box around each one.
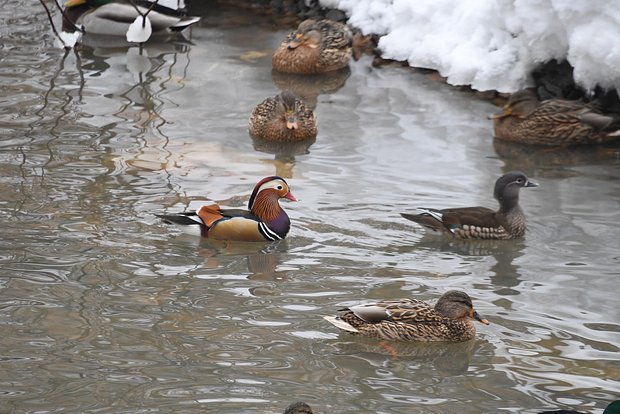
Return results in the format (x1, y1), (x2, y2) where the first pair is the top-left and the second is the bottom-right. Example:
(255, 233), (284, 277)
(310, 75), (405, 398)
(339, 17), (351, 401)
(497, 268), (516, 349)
(419, 208), (443, 222)
(323, 316), (359, 333)
(58, 31), (81, 48)
(126, 15), (152, 43)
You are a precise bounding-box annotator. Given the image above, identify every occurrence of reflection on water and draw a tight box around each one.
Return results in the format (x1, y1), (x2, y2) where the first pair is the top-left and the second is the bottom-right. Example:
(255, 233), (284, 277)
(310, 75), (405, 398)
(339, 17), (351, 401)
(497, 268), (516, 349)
(1, 1), (619, 413)
(271, 67), (351, 110)
(494, 138), (620, 177)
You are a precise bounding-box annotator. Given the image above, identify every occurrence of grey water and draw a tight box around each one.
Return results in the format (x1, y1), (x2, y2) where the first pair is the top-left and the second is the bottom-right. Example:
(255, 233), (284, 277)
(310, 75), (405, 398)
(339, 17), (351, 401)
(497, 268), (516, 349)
(0, 2), (619, 413)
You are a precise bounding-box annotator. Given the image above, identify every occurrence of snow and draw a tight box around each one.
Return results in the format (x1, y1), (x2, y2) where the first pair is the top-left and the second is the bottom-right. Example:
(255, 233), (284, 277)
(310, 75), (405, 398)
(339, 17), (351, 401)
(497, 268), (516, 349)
(319, 0), (620, 93)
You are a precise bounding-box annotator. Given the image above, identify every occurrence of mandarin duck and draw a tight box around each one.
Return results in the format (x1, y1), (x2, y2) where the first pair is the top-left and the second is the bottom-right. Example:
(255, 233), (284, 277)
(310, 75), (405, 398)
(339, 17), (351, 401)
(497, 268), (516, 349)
(491, 89), (620, 146)
(401, 171), (538, 240)
(539, 400), (620, 414)
(283, 401), (314, 414)
(249, 91), (317, 142)
(324, 290), (489, 342)
(156, 176), (296, 242)
(62, 0), (200, 38)
(272, 19), (353, 74)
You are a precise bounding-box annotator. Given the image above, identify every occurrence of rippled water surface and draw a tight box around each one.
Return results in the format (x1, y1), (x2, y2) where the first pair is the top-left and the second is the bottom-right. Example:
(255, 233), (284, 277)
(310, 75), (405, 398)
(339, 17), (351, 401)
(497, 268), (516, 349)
(1, 2), (619, 413)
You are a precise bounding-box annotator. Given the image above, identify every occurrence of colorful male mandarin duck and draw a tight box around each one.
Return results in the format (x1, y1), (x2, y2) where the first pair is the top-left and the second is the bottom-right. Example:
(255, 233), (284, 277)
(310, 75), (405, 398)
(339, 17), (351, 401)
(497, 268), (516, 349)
(324, 290), (489, 342)
(401, 171), (538, 240)
(539, 400), (620, 414)
(491, 89), (620, 146)
(156, 176), (296, 242)
(283, 401), (314, 414)
(272, 19), (353, 74)
(249, 91), (317, 142)
(62, 0), (200, 36)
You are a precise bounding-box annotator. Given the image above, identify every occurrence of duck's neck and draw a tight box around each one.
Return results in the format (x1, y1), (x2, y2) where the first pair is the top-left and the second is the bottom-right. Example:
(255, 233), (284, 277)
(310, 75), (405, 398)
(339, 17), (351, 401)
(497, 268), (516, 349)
(251, 192), (282, 221)
(251, 192), (290, 238)
(497, 189), (520, 213)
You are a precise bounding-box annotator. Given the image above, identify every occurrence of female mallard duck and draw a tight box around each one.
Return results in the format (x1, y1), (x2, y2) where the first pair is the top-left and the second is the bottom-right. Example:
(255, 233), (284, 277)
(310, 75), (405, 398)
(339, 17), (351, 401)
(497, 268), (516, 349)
(62, 0), (200, 37)
(249, 91), (317, 142)
(539, 400), (620, 414)
(491, 89), (620, 146)
(272, 19), (353, 74)
(324, 290), (489, 342)
(156, 176), (297, 242)
(283, 401), (314, 414)
(401, 171), (538, 240)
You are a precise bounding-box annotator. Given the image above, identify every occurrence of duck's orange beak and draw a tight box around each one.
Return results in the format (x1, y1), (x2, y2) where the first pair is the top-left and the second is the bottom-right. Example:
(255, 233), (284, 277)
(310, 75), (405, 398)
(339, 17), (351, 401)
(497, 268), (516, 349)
(65, 0), (87, 6)
(489, 105), (512, 120)
(287, 34), (303, 50)
(286, 114), (298, 130)
(284, 192), (298, 202)
(473, 311), (490, 325)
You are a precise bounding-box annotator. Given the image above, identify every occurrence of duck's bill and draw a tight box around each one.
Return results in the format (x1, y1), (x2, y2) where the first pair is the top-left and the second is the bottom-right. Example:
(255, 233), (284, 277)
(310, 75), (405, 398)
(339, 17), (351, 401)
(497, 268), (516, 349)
(286, 117), (298, 130)
(285, 192), (298, 202)
(525, 180), (539, 188)
(489, 106), (511, 120)
(286, 35), (303, 50)
(474, 311), (490, 325)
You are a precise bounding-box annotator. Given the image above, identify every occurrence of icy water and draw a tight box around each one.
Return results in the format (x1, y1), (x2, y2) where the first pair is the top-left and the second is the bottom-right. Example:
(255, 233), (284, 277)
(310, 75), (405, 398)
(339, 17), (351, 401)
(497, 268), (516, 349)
(1, 2), (619, 414)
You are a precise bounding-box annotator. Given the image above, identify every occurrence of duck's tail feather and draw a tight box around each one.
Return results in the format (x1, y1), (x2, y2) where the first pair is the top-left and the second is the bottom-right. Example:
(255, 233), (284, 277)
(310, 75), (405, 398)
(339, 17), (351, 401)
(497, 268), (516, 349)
(323, 316), (359, 333)
(156, 212), (202, 226)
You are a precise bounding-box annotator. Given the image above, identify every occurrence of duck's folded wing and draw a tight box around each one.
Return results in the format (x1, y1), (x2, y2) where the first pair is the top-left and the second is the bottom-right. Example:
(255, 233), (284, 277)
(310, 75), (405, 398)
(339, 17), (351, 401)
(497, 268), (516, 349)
(157, 203), (242, 228)
(156, 211), (204, 226)
(348, 299), (437, 325)
(402, 207), (498, 233)
(439, 207), (501, 229)
(537, 100), (614, 129)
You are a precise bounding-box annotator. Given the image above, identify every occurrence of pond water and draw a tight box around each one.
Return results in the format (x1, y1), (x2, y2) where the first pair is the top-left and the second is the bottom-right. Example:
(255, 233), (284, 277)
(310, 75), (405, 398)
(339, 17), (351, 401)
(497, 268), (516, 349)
(1, 2), (619, 413)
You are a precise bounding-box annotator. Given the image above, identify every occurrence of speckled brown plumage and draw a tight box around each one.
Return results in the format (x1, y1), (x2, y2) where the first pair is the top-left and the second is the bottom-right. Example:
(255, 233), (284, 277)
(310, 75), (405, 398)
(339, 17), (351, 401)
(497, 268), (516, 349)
(249, 91), (317, 142)
(401, 171), (538, 240)
(539, 400), (620, 414)
(272, 19), (353, 74)
(492, 89), (620, 146)
(283, 401), (314, 414)
(324, 290), (489, 342)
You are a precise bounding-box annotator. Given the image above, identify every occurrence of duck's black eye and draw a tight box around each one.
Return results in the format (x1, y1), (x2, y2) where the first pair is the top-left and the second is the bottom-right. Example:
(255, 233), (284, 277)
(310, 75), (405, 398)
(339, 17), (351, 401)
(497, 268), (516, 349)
(516, 178), (523, 183)
(276, 185), (283, 190)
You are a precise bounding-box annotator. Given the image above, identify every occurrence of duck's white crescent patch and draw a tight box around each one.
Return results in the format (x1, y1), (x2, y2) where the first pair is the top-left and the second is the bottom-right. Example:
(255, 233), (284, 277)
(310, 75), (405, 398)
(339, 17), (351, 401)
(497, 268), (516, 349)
(126, 15), (152, 43)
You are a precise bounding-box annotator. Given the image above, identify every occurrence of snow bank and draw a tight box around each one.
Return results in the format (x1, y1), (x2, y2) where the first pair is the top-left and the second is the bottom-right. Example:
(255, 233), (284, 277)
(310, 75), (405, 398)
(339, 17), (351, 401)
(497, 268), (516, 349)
(319, 0), (620, 93)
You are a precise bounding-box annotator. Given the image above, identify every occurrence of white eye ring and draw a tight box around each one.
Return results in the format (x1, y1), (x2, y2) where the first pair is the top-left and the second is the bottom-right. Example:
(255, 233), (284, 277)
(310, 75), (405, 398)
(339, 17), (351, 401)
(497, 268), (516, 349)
(516, 178), (523, 183)
(276, 185), (283, 190)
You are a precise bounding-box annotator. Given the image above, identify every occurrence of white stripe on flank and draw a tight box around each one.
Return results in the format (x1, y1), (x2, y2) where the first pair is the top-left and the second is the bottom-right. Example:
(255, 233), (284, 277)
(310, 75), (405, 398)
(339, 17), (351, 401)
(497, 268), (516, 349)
(259, 222), (281, 241)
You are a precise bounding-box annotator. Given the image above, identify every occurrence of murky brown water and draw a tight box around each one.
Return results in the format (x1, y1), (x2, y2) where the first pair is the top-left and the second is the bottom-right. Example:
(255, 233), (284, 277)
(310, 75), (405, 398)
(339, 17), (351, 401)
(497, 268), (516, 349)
(1, 2), (619, 413)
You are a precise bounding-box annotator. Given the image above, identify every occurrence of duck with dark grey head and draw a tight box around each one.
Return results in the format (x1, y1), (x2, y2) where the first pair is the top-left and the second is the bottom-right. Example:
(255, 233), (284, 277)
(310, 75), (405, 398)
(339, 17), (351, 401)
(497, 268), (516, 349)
(401, 171), (538, 240)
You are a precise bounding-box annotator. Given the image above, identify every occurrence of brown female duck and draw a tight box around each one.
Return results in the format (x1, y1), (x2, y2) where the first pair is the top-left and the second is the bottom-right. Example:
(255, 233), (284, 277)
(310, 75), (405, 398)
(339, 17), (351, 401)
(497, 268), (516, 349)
(491, 89), (620, 146)
(283, 401), (314, 414)
(249, 91), (317, 142)
(539, 400), (620, 414)
(401, 171), (538, 240)
(272, 19), (353, 74)
(324, 290), (489, 342)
